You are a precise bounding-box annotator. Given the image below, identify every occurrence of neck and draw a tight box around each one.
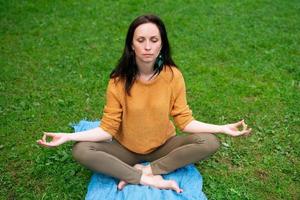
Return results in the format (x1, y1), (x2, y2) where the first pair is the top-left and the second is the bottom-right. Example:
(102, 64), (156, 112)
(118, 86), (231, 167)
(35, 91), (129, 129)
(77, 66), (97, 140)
(136, 60), (155, 76)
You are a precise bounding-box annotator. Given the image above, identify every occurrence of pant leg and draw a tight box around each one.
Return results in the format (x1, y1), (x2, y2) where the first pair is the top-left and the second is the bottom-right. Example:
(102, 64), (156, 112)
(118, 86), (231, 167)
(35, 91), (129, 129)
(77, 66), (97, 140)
(72, 139), (143, 184)
(144, 133), (220, 175)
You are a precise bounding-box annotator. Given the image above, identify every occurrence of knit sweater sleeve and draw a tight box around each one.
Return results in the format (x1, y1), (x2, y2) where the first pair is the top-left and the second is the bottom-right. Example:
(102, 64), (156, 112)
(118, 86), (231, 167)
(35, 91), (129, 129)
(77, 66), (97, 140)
(100, 79), (122, 137)
(170, 70), (194, 130)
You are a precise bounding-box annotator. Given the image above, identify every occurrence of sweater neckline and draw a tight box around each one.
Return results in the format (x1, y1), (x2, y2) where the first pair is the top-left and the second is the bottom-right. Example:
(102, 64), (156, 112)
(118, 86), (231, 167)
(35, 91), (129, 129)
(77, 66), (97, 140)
(136, 72), (162, 86)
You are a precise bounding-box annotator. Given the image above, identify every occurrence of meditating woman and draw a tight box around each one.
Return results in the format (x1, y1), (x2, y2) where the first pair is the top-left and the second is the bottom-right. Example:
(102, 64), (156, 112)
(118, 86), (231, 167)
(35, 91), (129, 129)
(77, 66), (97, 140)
(37, 14), (251, 193)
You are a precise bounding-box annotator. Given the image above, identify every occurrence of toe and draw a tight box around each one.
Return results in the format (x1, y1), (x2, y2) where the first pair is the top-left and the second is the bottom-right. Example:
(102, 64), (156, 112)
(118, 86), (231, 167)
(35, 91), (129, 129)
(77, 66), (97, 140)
(117, 181), (127, 190)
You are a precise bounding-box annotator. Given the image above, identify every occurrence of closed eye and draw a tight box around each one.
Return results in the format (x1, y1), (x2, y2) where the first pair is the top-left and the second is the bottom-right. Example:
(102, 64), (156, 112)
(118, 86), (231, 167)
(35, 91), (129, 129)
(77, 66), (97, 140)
(137, 38), (145, 43)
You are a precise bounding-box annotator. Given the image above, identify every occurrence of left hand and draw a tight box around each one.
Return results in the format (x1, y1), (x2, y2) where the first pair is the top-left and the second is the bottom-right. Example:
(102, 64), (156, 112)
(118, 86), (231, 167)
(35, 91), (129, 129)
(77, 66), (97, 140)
(221, 119), (252, 137)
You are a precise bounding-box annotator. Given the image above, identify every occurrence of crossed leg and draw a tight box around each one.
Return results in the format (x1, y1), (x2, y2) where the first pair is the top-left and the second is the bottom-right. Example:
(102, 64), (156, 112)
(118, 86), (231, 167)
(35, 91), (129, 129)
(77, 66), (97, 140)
(72, 139), (183, 193)
(117, 164), (183, 193)
(117, 133), (220, 192)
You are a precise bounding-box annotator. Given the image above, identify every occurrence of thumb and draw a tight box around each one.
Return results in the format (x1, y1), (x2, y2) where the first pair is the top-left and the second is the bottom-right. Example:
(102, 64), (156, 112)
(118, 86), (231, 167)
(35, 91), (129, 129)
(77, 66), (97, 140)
(42, 132), (56, 142)
(43, 132), (59, 138)
(234, 119), (244, 127)
(43, 132), (57, 136)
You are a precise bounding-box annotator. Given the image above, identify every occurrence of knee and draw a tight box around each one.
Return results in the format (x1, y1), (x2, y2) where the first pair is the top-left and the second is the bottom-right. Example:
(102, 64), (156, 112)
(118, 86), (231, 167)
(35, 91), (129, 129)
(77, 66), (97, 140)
(205, 133), (221, 153)
(72, 142), (90, 162)
(190, 133), (221, 153)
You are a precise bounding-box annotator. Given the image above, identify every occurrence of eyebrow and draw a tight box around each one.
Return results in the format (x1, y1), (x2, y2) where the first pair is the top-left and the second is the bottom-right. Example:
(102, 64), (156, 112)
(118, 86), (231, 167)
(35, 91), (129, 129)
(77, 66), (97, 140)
(135, 35), (160, 38)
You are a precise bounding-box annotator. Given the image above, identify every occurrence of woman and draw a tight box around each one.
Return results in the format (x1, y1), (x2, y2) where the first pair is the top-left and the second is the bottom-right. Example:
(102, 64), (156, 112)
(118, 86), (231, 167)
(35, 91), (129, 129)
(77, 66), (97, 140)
(37, 14), (251, 193)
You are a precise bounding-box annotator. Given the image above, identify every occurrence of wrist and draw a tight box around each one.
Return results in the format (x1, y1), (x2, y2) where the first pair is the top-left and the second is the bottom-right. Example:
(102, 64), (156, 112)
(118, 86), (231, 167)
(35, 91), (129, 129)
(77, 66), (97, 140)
(66, 133), (74, 141)
(218, 125), (225, 133)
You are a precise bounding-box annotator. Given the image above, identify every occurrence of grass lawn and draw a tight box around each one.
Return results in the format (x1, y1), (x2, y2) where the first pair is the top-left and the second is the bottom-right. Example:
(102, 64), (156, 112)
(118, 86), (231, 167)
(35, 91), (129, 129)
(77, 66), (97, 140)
(1, 0), (299, 199)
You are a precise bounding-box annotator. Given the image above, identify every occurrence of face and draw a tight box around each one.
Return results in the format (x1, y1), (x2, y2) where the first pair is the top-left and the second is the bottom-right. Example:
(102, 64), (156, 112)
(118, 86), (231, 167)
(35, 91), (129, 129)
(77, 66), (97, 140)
(132, 23), (162, 66)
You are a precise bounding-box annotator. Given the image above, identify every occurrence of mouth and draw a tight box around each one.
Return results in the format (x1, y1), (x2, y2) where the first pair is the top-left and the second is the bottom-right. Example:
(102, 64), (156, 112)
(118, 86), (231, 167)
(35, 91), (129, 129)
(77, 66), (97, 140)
(143, 54), (153, 57)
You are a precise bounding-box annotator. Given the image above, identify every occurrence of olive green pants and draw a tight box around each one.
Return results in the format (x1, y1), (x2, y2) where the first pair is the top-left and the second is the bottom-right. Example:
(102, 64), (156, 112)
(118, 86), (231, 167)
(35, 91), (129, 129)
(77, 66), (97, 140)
(72, 133), (220, 184)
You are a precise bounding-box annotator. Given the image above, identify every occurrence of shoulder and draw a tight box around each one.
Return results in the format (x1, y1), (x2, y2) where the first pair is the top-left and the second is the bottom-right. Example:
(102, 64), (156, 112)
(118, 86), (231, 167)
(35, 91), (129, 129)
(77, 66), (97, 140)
(161, 65), (184, 83)
(108, 77), (124, 86)
(107, 77), (124, 93)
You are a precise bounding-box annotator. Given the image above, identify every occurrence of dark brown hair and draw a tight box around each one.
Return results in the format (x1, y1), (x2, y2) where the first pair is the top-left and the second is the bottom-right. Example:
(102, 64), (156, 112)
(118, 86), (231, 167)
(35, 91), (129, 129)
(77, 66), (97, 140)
(110, 14), (177, 95)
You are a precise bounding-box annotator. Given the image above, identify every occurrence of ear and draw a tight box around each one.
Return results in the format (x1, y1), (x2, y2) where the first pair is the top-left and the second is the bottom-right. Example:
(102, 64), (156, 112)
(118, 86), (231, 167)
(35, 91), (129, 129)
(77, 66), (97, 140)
(131, 44), (135, 51)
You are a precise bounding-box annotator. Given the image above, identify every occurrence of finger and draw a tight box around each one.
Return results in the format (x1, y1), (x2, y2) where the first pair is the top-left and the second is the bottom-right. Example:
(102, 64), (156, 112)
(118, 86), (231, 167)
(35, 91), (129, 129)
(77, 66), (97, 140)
(234, 119), (244, 127)
(43, 132), (56, 142)
(37, 139), (47, 145)
(232, 133), (241, 137)
(37, 140), (48, 147)
(236, 128), (250, 136)
(229, 131), (242, 137)
(242, 124), (248, 132)
(43, 138), (60, 147)
(241, 128), (252, 136)
(237, 131), (245, 137)
(42, 133), (47, 142)
(231, 120), (244, 131)
(244, 128), (252, 136)
(242, 120), (248, 131)
(37, 138), (54, 147)
(39, 140), (56, 148)
(44, 132), (56, 137)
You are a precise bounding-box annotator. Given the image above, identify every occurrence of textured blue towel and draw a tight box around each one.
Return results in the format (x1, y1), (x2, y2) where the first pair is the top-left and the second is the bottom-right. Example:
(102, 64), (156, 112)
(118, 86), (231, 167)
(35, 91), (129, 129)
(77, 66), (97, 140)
(73, 120), (207, 200)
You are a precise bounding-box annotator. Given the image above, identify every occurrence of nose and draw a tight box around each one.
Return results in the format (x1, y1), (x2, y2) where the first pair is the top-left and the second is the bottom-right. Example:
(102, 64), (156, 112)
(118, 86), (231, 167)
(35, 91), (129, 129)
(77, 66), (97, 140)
(145, 41), (151, 51)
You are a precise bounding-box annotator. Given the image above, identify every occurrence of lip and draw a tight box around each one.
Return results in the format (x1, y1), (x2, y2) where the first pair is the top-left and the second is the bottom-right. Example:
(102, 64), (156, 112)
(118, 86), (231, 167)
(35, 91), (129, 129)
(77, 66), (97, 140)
(142, 54), (153, 56)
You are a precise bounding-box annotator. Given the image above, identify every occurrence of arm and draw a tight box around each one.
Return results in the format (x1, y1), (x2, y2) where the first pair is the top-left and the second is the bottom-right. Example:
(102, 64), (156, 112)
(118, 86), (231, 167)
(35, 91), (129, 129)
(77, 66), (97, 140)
(170, 70), (251, 137)
(37, 127), (112, 147)
(182, 119), (252, 137)
(68, 127), (112, 141)
(37, 79), (122, 148)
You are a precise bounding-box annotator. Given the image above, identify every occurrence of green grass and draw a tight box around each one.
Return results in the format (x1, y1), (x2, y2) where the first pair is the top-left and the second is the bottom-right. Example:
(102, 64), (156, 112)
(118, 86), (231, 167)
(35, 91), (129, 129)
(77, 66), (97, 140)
(1, 0), (299, 199)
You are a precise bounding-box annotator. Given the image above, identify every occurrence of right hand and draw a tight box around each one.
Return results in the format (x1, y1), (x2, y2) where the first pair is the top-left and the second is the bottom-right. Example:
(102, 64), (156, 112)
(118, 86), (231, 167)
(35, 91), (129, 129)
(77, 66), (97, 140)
(37, 132), (70, 147)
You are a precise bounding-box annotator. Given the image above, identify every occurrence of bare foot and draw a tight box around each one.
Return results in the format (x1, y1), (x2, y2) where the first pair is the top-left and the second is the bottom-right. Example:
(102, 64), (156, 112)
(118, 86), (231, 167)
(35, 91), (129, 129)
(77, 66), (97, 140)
(117, 164), (144, 190)
(133, 163), (144, 171)
(117, 180), (128, 190)
(118, 164), (183, 193)
(140, 174), (183, 193)
(134, 164), (153, 175)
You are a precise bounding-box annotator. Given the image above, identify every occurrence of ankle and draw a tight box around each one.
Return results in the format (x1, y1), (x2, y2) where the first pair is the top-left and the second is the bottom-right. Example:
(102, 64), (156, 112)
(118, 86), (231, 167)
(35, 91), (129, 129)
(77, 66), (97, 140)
(143, 165), (153, 175)
(139, 173), (150, 185)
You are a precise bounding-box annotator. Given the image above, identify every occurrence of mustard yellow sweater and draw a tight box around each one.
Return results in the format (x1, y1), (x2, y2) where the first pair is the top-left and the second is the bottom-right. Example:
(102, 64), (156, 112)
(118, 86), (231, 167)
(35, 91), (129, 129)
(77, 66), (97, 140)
(100, 66), (194, 154)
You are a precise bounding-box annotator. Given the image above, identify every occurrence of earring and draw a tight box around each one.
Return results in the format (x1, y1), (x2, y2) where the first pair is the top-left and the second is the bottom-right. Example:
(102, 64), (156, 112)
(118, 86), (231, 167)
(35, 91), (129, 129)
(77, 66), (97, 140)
(156, 54), (164, 69)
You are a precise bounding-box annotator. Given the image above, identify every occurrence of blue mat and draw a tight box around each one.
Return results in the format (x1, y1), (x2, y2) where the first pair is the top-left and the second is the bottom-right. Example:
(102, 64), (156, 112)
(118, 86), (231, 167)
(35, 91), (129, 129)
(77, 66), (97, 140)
(73, 120), (207, 200)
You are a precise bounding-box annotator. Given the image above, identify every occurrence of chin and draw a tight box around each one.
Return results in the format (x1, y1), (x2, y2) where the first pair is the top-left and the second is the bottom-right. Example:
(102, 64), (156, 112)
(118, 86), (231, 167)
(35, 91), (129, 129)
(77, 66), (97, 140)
(143, 59), (155, 63)
(138, 58), (155, 63)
